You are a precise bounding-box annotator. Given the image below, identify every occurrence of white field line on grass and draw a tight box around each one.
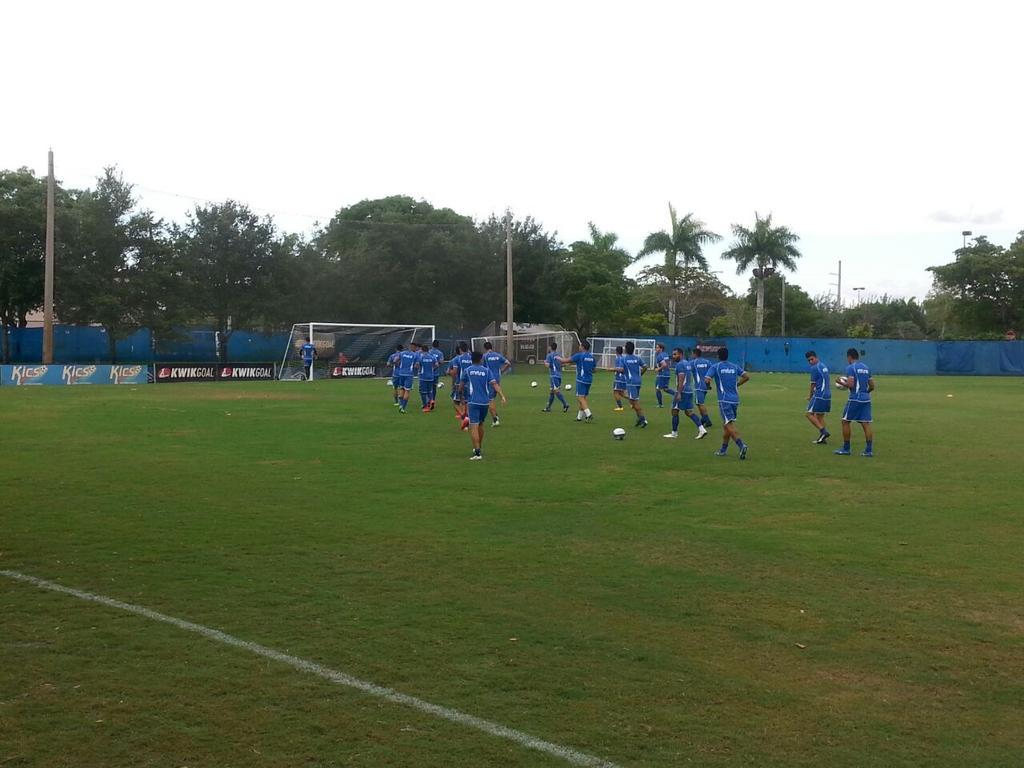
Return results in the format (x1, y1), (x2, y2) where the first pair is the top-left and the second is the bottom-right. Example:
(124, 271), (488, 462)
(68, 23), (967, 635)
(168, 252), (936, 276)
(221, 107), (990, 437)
(1, 569), (622, 768)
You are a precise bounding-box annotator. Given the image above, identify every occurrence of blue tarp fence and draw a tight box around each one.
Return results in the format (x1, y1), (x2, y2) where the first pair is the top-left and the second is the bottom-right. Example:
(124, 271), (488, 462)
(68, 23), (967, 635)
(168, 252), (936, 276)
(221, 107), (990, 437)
(3, 326), (1022, 375)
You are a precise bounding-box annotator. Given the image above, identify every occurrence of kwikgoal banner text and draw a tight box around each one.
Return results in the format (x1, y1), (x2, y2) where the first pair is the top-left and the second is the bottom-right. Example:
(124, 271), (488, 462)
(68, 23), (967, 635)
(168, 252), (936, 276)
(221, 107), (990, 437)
(0, 365), (150, 386)
(155, 363), (276, 382)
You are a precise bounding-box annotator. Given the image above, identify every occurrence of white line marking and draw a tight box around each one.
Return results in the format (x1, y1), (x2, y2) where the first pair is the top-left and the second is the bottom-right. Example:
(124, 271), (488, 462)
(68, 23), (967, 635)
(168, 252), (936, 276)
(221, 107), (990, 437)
(1, 569), (621, 768)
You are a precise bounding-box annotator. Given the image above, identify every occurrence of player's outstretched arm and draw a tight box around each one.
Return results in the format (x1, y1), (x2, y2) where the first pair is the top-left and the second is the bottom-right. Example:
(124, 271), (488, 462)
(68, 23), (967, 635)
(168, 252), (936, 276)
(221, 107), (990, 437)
(493, 382), (508, 404)
(738, 372), (750, 386)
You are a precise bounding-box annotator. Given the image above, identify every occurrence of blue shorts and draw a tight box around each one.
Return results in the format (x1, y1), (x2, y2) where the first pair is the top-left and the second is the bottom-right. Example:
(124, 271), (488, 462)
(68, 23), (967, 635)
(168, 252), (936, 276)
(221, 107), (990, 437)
(613, 379), (626, 392)
(467, 403), (489, 425)
(626, 384), (641, 401)
(396, 375), (413, 390)
(656, 374), (670, 389)
(419, 378), (434, 394)
(719, 401), (738, 424)
(696, 389), (708, 406)
(675, 392), (694, 411)
(843, 400), (872, 422)
(550, 376), (562, 390)
(808, 396), (831, 414)
(575, 380), (592, 397)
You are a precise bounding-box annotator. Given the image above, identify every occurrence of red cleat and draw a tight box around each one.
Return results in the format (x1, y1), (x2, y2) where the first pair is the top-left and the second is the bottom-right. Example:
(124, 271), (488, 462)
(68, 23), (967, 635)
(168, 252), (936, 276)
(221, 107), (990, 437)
(421, 406), (431, 413)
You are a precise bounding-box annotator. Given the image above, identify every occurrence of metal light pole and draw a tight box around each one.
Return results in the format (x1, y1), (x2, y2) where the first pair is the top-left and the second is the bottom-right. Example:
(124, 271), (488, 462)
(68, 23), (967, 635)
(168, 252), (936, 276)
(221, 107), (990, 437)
(505, 213), (514, 360)
(852, 286), (865, 306)
(961, 230), (972, 249)
(780, 274), (786, 337)
(43, 149), (56, 364)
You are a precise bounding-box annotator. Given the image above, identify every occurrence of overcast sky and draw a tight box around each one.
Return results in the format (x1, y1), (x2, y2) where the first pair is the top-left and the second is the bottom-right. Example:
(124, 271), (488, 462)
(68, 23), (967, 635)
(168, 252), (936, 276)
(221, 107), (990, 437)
(5, 1), (1021, 303)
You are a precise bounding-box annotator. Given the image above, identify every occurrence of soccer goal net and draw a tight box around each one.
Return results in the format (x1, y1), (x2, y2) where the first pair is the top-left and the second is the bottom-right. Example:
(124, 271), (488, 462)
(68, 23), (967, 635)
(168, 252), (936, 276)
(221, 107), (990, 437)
(279, 323), (435, 380)
(588, 337), (658, 369)
(471, 331), (581, 365)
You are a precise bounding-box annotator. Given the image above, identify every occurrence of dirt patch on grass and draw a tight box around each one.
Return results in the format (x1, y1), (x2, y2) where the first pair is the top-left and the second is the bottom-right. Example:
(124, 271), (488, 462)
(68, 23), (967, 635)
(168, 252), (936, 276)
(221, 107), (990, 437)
(963, 609), (1024, 634)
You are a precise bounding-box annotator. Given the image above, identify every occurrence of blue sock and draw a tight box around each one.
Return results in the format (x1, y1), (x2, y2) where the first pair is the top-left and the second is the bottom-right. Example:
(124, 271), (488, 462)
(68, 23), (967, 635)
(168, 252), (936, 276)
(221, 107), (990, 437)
(557, 393), (567, 406)
(720, 442), (729, 452)
(689, 414), (701, 427)
(819, 427), (827, 435)
(671, 413), (679, 431)
(665, 388), (676, 397)
(547, 393), (555, 408)
(865, 440), (873, 452)
(431, 384), (437, 401)
(702, 414), (712, 427)
(393, 393), (399, 403)
(422, 392), (429, 407)
(656, 390), (663, 406)
(735, 438), (746, 449)
(843, 441), (851, 451)
(615, 398), (622, 408)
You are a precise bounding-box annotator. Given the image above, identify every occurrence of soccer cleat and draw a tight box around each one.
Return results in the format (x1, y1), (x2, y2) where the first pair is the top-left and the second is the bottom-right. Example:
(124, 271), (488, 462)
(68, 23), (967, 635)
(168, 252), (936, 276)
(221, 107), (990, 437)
(814, 431), (831, 444)
(713, 449), (728, 457)
(469, 454), (483, 461)
(695, 425), (708, 440)
(861, 450), (873, 458)
(541, 407), (552, 413)
(663, 432), (678, 439)
(739, 444), (748, 461)
(562, 405), (570, 413)
(492, 418), (500, 427)
(398, 408), (406, 414)
(638, 419), (649, 429)
(656, 404), (664, 409)
(421, 406), (431, 413)
(613, 406), (624, 412)
(833, 448), (851, 456)
(393, 402), (400, 407)
(585, 415), (593, 423)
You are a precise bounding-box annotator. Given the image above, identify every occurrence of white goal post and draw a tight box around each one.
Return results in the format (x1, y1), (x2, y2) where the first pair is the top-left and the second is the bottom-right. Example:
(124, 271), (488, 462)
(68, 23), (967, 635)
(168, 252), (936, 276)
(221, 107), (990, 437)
(471, 330), (581, 366)
(279, 323), (435, 381)
(587, 337), (658, 369)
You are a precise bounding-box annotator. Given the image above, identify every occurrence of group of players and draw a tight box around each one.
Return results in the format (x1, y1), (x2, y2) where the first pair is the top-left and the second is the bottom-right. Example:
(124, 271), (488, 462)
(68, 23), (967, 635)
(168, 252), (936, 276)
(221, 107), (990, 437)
(384, 337), (876, 460)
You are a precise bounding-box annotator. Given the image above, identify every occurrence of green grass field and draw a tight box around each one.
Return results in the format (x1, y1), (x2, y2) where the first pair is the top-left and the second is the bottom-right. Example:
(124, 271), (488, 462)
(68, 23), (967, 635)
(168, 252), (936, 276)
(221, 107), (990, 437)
(2, 369), (1023, 767)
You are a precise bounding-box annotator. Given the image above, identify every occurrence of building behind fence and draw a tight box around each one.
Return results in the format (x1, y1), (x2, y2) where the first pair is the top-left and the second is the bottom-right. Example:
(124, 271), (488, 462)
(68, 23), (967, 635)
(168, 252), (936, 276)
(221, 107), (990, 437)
(2, 326), (1023, 376)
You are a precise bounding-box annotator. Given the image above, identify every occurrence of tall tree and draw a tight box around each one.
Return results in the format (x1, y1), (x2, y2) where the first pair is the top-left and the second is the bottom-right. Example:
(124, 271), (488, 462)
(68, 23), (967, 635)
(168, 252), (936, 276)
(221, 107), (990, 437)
(0, 168), (47, 362)
(743, 275), (822, 336)
(635, 265), (731, 335)
(56, 168), (165, 362)
(635, 204), (720, 334)
(722, 212), (801, 336)
(177, 201), (282, 361)
(560, 222), (632, 339)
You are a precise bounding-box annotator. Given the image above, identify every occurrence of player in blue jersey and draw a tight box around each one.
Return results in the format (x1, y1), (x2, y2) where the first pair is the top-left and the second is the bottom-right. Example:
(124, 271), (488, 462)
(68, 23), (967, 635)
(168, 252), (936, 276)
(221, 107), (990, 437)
(394, 343), (420, 414)
(461, 350), (508, 460)
(447, 341), (472, 429)
(612, 345), (626, 411)
(482, 341), (512, 426)
(387, 344), (404, 405)
(300, 338), (317, 381)
(835, 348), (875, 457)
(691, 348), (713, 428)
(427, 339), (445, 409)
(616, 341), (649, 428)
(653, 343), (677, 408)
(804, 350), (832, 444)
(414, 343), (438, 413)
(704, 346), (750, 459)
(663, 348), (709, 439)
(542, 341), (570, 413)
(558, 340), (597, 422)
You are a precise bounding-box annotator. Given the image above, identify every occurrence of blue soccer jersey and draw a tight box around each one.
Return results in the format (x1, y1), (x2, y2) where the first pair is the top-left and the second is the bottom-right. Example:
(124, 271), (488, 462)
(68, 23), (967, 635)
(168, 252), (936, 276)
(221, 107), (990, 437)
(301, 342), (315, 363)
(545, 351), (563, 377)
(707, 360), (746, 404)
(655, 351), (671, 378)
(845, 361), (872, 402)
(613, 354), (627, 387)
(571, 351), (597, 383)
(482, 351), (509, 382)
(461, 364), (496, 406)
(620, 354), (646, 385)
(396, 349), (418, 376)
(388, 351), (401, 368)
(692, 355), (711, 391)
(429, 347), (445, 368)
(810, 361), (831, 399)
(416, 351), (436, 381)
(675, 358), (696, 393)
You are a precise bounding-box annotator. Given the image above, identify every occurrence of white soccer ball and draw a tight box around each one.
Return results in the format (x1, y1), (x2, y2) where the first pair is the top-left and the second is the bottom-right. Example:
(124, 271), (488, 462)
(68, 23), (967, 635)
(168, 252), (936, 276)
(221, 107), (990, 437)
(438, 381), (445, 389)
(835, 376), (849, 389)
(530, 381), (538, 388)
(612, 427), (626, 440)
(565, 384), (572, 390)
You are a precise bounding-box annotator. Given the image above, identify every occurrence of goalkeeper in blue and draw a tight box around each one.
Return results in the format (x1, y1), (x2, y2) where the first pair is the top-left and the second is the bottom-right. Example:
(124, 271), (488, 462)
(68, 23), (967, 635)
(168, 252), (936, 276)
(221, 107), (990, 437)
(461, 351), (507, 460)
(542, 341), (570, 413)
(704, 346), (750, 459)
(663, 348), (709, 439)
(653, 343), (676, 408)
(835, 347), (875, 457)
(300, 339), (318, 381)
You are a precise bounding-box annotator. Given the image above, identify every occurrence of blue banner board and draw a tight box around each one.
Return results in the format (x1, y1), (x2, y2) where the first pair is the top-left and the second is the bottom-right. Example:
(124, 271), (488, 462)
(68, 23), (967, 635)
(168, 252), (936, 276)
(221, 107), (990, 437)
(0, 364), (151, 386)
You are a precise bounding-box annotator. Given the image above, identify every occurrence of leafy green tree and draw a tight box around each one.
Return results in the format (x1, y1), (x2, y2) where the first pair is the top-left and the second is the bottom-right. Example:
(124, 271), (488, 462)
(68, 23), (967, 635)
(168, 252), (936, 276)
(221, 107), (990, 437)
(177, 200), (283, 361)
(0, 168), (47, 361)
(560, 223), (632, 338)
(928, 234), (1024, 335)
(636, 265), (731, 336)
(635, 204), (721, 334)
(744, 275), (822, 336)
(722, 213), (802, 336)
(56, 168), (166, 362)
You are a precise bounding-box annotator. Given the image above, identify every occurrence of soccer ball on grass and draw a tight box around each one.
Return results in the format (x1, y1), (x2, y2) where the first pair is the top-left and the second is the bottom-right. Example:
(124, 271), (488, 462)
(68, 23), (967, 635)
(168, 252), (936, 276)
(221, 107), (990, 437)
(565, 384), (572, 390)
(612, 427), (626, 440)
(530, 381), (538, 388)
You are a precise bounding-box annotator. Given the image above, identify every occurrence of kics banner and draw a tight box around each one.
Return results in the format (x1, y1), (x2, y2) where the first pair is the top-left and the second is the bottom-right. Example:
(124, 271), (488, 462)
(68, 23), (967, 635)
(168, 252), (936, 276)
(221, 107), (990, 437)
(0, 364), (150, 386)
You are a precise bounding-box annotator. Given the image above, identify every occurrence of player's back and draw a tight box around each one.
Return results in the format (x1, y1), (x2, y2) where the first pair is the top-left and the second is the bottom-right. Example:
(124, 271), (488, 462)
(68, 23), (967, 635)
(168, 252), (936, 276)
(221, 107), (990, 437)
(846, 362), (871, 401)
(417, 351), (435, 379)
(676, 359), (695, 392)
(692, 356), (710, 389)
(655, 351), (670, 375)
(613, 355), (626, 384)
(483, 351), (506, 380)
(572, 351), (596, 381)
(546, 351), (562, 375)
(709, 360), (744, 402)
(461, 364), (493, 404)
(811, 361), (831, 397)
(622, 355), (644, 384)
(397, 350), (418, 374)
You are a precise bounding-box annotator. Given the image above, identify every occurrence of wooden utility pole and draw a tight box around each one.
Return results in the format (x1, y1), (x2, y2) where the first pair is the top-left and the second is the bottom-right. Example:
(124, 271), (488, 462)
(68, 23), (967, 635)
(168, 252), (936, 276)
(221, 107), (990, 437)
(505, 213), (514, 360)
(781, 274), (787, 336)
(43, 149), (56, 364)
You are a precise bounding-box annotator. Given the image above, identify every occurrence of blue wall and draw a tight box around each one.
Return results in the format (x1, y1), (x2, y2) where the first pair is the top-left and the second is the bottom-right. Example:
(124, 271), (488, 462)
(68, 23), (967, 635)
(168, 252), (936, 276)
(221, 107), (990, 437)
(5, 326), (1023, 375)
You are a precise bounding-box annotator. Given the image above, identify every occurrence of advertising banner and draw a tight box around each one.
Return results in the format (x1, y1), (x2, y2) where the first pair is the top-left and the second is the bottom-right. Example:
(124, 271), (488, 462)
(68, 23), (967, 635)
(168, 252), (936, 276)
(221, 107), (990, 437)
(217, 364), (276, 381)
(154, 363), (218, 383)
(329, 364), (381, 378)
(0, 364), (150, 386)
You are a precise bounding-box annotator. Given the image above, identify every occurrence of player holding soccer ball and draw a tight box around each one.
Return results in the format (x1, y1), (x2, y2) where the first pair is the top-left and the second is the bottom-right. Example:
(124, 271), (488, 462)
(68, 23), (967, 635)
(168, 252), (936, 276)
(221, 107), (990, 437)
(461, 351), (507, 460)
(653, 343), (676, 408)
(542, 341), (570, 413)
(616, 341), (649, 428)
(704, 346), (750, 459)
(804, 350), (832, 444)
(482, 341), (512, 427)
(834, 348), (875, 457)
(663, 348), (708, 439)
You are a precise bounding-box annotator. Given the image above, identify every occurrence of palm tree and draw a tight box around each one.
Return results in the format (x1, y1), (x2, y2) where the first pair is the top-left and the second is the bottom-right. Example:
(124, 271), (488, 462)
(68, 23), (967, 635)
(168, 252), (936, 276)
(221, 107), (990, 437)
(635, 204), (721, 334)
(722, 212), (802, 337)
